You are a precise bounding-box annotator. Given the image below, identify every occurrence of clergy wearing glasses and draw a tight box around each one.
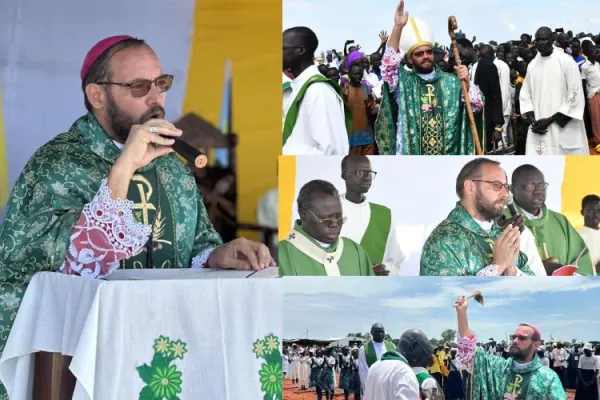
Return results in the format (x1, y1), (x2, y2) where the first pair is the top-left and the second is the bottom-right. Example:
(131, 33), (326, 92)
(420, 158), (536, 276)
(0, 37), (274, 394)
(339, 156), (405, 275)
(510, 164), (594, 276)
(278, 180), (380, 276)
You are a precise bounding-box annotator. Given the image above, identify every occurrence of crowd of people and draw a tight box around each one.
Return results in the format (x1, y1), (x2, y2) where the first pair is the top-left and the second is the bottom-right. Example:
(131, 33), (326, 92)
(282, 0), (600, 156)
(283, 304), (600, 399)
(278, 156), (600, 277)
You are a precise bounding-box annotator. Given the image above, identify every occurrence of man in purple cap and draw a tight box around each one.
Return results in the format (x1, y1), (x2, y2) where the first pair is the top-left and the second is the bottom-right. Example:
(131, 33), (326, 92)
(454, 295), (566, 399)
(0, 36), (274, 382)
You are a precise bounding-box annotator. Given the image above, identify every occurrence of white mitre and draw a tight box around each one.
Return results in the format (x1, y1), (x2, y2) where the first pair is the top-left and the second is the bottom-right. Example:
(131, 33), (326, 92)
(400, 17), (434, 56)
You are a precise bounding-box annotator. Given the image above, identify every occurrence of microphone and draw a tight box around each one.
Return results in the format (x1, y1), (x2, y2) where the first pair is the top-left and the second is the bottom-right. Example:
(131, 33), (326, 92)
(161, 136), (208, 169)
(506, 192), (519, 217)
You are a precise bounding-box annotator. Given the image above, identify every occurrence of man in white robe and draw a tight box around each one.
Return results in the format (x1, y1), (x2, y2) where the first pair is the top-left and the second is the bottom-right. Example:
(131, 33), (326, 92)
(519, 27), (589, 155)
(493, 55), (513, 143)
(365, 329), (441, 400)
(359, 323), (397, 393)
(283, 27), (349, 155)
(340, 156), (405, 275)
(578, 194), (600, 275)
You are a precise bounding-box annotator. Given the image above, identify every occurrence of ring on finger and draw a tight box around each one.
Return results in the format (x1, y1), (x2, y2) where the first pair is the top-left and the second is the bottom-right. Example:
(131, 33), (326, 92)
(507, 242), (514, 249)
(149, 125), (158, 134)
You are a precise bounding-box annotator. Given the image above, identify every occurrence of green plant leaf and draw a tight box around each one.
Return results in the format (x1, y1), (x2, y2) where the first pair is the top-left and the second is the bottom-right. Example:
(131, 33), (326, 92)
(264, 350), (282, 366)
(151, 352), (172, 370)
(139, 385), (156, 400)
(137, 364), (153, 385)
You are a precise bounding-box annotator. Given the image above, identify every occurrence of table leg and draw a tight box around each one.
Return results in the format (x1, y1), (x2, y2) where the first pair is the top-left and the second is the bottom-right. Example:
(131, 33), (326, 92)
(34, 352), (76, 400)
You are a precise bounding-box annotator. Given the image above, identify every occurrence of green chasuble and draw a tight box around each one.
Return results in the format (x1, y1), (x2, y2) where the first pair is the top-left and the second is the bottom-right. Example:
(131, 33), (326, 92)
(0, 114), (222, 393)
(365, 340), (396, 367)
(282, 74), (352, 146)
(513, 204), (594, 276)
(468, 349), (566, 400)
(420, 202), (532, 276)
(359, 203), (392, 265)
(278, 221), (375, 276)
(374, 66), (475, 155)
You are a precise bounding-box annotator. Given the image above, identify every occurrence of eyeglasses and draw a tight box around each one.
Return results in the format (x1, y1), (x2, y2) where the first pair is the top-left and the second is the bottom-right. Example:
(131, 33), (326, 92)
(520, 182), (549, 192)
(471, 179), (510, 192)
(344, 170), (377, 179)
(95, 74), (174, 98)
(305, 209), (347, 227)
(413, 49), (434, 57)
(510, 334), (533, 342)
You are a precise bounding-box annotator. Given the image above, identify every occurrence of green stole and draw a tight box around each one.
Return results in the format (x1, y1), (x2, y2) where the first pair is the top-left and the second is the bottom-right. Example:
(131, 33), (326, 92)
(374, 66), (475, 155)
(380, 350), (409, 364)
(515, 203), (593, 276)
(365, 340), (396, 367)
(277, 221), (374, 277)
(468, 350), (566, 400)
(416, 370), (433, 386)
(420, 203), (532, 276)
(359, 203), (392, 264)
(282, 74), (352, 146)
(123, 169), (176, 269)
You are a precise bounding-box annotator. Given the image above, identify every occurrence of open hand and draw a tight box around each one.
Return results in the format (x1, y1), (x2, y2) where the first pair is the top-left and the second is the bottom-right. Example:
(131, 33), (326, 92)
(207, 238), (275, 271)
(394, 0), (409, 28)
(379, 30), (389, 43)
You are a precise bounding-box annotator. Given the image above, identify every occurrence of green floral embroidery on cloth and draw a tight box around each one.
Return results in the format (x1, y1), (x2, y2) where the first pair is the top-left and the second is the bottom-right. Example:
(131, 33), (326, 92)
(138, 335), (187, 400)
(253, 333), (283, 400)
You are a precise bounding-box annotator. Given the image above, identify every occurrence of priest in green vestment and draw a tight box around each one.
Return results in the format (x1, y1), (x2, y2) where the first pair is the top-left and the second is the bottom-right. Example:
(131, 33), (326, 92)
(340, 156), (404, 275)
(511, 164), (594, 276)
(0, 35), (274, 396)
(278, 180), (377, 276)
(374, 1), (484, 155)
(455, 295), (566, 400)
(421, 158), (534, 276)
(358, 323), (397, 393)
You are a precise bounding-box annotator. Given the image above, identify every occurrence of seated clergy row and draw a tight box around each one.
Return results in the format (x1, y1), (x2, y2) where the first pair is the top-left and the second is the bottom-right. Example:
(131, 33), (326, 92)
(278, 157), (598, 277)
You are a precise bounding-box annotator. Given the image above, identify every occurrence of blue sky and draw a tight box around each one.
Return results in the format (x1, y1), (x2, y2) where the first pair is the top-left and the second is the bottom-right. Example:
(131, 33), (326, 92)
(283, 0), (600, 54)
(283, 277), (600, 343)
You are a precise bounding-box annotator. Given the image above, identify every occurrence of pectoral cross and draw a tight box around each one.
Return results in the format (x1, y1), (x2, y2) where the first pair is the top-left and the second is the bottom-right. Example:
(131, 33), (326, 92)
(425, 84), (436, 105)
(506, 374), (523, 397)
(132, 175), (156, 226)
(484, 238), (495, 260)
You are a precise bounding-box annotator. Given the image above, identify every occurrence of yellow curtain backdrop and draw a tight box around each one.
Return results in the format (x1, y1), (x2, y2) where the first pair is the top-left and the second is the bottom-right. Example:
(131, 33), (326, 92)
(0, 79), (8, 208)
(278, 155), (296, 240)
(561, 156), (600, 229)
(183, 0), (281, 239)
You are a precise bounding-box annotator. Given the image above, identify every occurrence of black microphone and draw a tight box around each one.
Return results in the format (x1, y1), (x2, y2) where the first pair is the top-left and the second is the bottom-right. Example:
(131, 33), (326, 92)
(506, 192), (519, 217)
(505, 192), (525, 233)
(161, 136), (208, 168)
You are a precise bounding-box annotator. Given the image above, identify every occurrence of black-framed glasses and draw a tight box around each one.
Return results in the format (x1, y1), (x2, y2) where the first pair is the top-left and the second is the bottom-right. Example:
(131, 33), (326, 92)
(344, 170), (377, 179)
(520, 182), (549, 192)
(471, 179), (510, 192)
(306, 209), (347, 227)
(95, 74), (174, 98)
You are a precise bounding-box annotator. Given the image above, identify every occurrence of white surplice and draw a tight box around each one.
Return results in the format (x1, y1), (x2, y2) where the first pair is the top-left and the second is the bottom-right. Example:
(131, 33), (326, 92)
(340, 194), (405, 275)
(364, 359), (420, 400)
(359, 341), (387, 392)
(577, 226), (600, 275)
(283, 65), (349, 155)
(520, 50), (589, 155)
(494, 58), (512, 117)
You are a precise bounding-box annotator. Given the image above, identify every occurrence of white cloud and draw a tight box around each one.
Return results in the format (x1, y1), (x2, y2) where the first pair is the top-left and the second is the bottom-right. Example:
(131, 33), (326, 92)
(283, 0), (321, 11)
